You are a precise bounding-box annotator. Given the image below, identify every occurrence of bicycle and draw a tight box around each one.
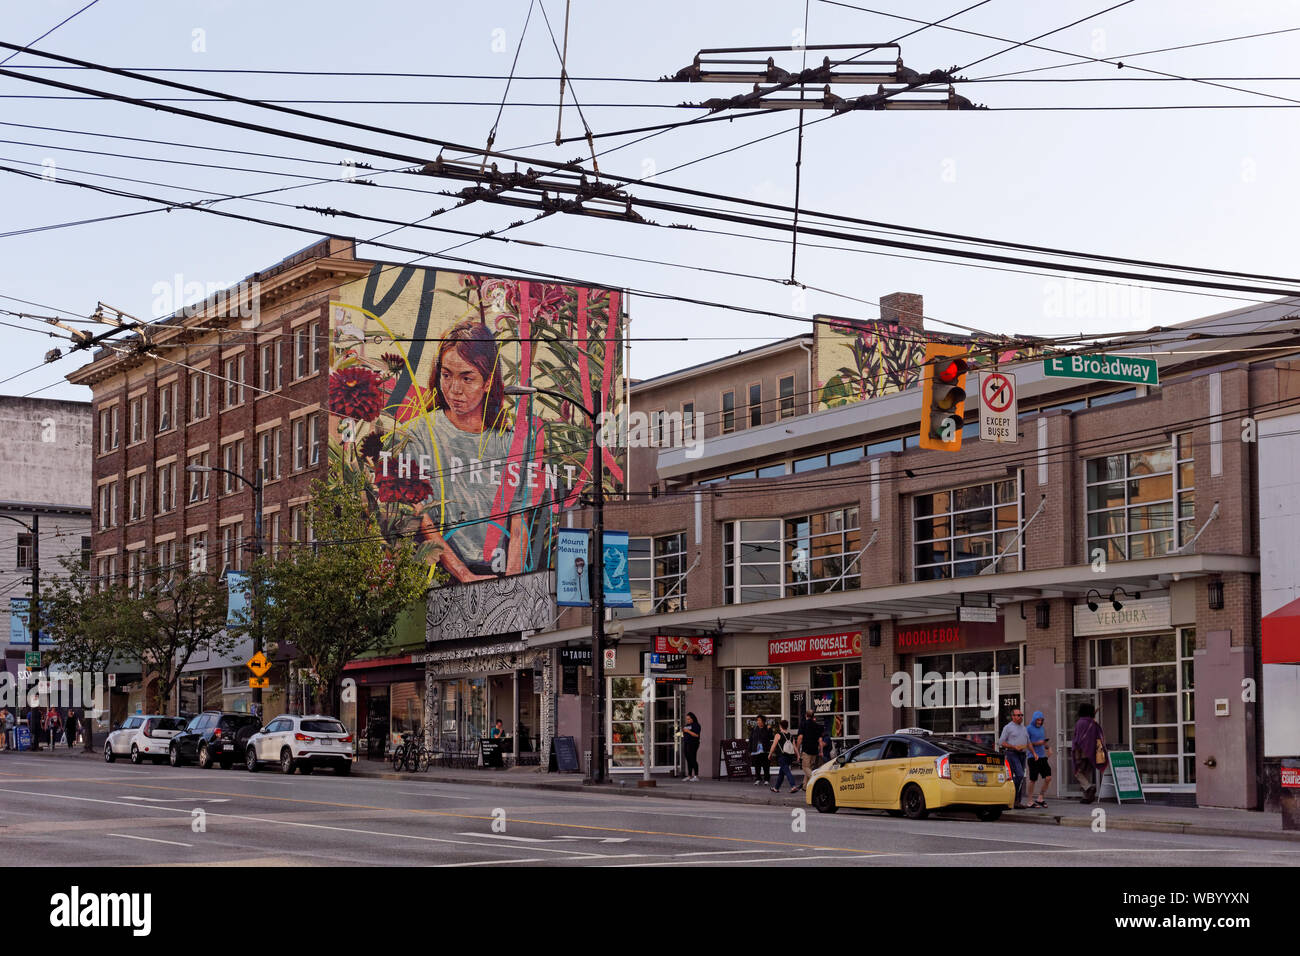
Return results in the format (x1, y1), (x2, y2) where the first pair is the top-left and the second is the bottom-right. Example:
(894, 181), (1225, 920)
(390, 732), (431, 772)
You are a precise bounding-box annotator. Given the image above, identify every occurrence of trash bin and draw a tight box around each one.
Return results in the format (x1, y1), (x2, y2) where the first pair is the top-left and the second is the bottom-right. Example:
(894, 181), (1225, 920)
(1282, 759), (1300, 831)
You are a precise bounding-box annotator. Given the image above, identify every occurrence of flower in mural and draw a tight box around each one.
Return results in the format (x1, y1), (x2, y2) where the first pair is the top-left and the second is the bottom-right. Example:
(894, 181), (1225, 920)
(328, 367), (391, 422)
(379, 351), (406, 374)
(375, 471), (434, 505)
(359, 430), (385, 463)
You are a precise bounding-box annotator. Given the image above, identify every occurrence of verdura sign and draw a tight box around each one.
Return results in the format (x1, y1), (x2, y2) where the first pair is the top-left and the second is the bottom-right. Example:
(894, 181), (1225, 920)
(1043, 354), (1159, 386)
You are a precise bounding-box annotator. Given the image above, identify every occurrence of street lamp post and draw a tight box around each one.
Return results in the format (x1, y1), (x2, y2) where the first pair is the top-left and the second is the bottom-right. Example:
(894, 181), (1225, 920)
(187, 464), (264, 717)
(504, 385), (607, 784)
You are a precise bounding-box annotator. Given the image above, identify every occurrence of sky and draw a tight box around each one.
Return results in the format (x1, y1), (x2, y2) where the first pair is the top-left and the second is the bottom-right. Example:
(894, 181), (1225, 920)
(1, 0), (1298, 402)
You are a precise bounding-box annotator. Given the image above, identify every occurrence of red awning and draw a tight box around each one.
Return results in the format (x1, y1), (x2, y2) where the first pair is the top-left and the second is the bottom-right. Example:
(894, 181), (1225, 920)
(343, 654), (412, 671)
(1263, 597), (1300, 664)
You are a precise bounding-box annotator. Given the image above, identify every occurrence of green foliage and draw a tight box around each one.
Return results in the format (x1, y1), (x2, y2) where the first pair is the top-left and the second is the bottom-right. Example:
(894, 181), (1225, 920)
(137, 566), (237, 713)
(254, 471), (437, 713)
(42, 554), (151, 677)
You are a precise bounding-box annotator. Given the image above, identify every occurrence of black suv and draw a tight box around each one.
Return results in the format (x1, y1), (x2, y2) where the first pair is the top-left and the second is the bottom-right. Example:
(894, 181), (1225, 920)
(169, 711), (262, 769)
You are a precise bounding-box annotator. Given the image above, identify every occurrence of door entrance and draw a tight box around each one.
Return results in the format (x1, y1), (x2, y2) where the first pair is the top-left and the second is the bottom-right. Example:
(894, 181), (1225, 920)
(1055, 689), (1098, 798)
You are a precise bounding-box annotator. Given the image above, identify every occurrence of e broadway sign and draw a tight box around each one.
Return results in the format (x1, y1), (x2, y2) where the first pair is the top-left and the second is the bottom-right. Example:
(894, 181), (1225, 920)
(768, 631), (862, 665)
(1043, 354), (1159, 386)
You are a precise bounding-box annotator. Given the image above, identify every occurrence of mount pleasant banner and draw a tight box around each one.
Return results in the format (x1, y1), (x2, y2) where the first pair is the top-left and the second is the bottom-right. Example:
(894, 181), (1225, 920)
(328, 266), (625, 589)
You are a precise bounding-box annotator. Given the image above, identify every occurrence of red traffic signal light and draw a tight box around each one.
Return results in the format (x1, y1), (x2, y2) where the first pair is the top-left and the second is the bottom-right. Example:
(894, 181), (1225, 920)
(919, 344), (969, 452)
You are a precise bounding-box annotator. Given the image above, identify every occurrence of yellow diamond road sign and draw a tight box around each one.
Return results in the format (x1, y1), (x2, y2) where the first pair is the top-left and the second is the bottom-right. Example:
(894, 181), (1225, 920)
(248, 676), (269, 689)
(246, 651), (271, 677)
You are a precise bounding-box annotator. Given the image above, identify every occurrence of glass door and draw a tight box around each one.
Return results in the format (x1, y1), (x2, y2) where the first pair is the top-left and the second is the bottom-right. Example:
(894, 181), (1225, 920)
(1056, 689), (1098, 798)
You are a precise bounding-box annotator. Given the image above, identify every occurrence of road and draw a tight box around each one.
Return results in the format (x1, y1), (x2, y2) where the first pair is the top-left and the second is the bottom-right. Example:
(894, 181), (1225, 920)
(1, 755), (1296, 867)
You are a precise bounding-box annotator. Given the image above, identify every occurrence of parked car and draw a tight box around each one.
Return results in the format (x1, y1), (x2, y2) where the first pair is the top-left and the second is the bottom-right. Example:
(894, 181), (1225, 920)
(169, 711), (263, 769)
(104, 715), (186, 765)
(245, 714), (354, 775)
(806, 729), (1015, 821)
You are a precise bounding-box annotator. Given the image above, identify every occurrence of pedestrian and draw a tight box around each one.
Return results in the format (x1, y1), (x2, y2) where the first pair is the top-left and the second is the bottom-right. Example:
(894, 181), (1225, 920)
(1072, 702), (1106, 804)
(998, 706), (1031, 809)
(794, 710), (823, 792)
(681, 712), (701, 781)
(66, 708), (80, 748)
(26, 705), (41, 751)
(1026, 710), (1052, 808)
(47, 708), (62, 750)
(769, 719), (800, 793)
(820, 723), (834, 764)
(748, 715), (771, 786)
(0, 707), (10, 751)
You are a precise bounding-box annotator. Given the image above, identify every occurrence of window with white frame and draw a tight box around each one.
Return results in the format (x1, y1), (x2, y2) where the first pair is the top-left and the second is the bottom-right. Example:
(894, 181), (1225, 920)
(98, 482), (118, 529)
(189, 370), (208, 421)
(16, 533), (32, 570)
(290, 504), (309, 544)
(96, 554), (117, 589)
(155, 540), (174, 584)
(156, 463), (176, 514)
(624, 532), (688, 616)
(1085, 433), (1193, 562)
(259, 341), (282, 393)
(681, 402), (695, 442)
(188, 533), (207, 573)
(723, 506), (861, 604)
(127, 549), (145, 597)
(309, 413), (323, 465)
(292, 418), (308, 472)
(187, 451), (210, 502)
(260, 429), (281, 481)
(157, 383), (175, 432)
(99, 405), (119, 452)
(221, 441), (243, 494)
(128, 396), (146, 444)
(222, 355), (244, 407)
(221, 523), (243, 572)
(913, 474), (1023, 581)
(310, 322), (322, 372)
(127, 474), (147, 522)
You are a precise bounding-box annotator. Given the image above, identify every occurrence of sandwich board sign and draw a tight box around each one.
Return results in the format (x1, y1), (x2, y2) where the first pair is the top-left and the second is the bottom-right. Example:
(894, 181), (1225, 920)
(1107, 749), (1146, 803)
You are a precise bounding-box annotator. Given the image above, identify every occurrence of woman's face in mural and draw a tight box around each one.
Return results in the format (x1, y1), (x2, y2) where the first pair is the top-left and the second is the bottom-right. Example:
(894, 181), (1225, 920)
(439, 346), (488, 423)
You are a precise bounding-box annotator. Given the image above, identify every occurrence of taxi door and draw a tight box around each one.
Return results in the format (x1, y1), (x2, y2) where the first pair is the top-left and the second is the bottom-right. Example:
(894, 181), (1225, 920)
(834, 739), (885, 808)
(869, 738), (913, 807)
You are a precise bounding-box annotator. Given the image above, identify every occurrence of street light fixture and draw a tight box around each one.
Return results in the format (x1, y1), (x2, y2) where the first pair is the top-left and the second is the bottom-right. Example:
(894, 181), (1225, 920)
(186, 463), (264, 718)
(503, 384), (608, 784)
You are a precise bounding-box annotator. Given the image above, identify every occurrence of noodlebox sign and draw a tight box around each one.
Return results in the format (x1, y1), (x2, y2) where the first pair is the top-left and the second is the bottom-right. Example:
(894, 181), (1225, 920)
(1043, 354), (1159, 386)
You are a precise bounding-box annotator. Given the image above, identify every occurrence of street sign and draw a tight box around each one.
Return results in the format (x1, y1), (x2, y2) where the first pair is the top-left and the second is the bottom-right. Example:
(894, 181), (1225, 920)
(958, 605), (997, 623)
(978, 371), (1018, 444)
(246, 651), (271, 678)
(1043, 354), (1159, 386)
(248, 676), (269, 689)
(108, 673), (116, 687)
(603, 648), (617, 670)
(24, 651), (41, 669)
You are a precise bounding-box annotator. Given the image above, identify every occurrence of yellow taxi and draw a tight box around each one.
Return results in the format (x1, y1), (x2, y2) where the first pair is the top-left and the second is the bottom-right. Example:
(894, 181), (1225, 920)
(806, 729), (1015, 821)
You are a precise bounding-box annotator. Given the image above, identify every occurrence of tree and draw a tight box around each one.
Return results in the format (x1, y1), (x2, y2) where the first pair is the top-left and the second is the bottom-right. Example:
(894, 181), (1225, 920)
(255, 473), (435, 716)
(133, 564), (237, 715)
(42, 555), (152, 750)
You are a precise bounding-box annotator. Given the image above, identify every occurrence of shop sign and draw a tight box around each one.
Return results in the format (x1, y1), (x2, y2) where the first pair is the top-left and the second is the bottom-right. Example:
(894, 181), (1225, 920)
(644, 653), (686, 673)
(1107, 750), (1146, 803)
(1282, 767), (1300, 789)
(894, 619), (1005, 653)
(720, 738), (751, 778)
(654, 636), (714, 655)
(768, 631), (862, 665)
(958, 605), (997, 624)
(1073, 597), (1171, 636)
(742, 669), (782, 692)
(559, 648), (592, 666)
(812, 694), (833, 715)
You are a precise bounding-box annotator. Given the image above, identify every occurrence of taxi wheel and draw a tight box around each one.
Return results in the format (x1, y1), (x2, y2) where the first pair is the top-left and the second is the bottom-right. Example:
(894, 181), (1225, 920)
(811, 781), (838, 814)
(901, 784), (929, 820)
(104, 741), (115, 763)
(975, 807), (1003, 822)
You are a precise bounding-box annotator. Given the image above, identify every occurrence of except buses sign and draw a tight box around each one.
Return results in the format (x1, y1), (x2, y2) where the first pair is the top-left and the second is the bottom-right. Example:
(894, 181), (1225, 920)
(1043, 354), (1159, 386)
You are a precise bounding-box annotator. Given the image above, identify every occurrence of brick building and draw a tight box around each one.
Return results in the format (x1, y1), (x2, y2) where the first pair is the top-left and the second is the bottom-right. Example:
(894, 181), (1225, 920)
(537, 292), (1300, 809)
(66, 237), (360, 716)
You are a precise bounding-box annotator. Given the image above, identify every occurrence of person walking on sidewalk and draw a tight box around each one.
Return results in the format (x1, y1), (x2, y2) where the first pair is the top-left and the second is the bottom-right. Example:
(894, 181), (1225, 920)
(749, 715), (771, 786)
(998, 707), (1031, 809)
(769, 719), (800, 792)
(794, 710), (823, 792)
(0, 707), (11, 751)
(44, 708), (61, 751)
(682, 711), (701, 781)
(25, 705), (41, 751)
(1072, 702), (1105, 804)
(1026, 711), (1052, 808)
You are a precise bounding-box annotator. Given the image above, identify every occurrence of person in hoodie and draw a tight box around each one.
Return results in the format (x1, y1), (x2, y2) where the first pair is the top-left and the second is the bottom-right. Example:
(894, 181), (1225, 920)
(1025, 711), (1052, 808)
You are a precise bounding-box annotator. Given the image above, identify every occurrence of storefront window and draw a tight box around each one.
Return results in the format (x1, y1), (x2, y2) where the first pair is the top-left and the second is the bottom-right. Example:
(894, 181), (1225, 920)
(913, 475), (1022, 580)
(608, 677), (679, 771)
(810, 662), (861, 748)
(625, 532), (689, 616)
(910, 649), (1020, 747)
(1089, 628), (1195, 785)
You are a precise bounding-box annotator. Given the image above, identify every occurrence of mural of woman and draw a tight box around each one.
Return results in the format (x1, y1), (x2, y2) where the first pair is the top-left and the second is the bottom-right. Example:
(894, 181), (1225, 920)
(404, 318), (536, 583)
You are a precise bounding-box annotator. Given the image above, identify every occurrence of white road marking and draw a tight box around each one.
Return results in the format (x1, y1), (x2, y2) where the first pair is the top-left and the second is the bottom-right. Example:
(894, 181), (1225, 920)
(121, 796), (230, 804)
(610, 854), (878, 867)
(108, 833), (193, 848)
(456, 832), (551, 843)
(395, 791), (477, 800)
(437, 858), (548, 867)
(673, 849), (768, 857)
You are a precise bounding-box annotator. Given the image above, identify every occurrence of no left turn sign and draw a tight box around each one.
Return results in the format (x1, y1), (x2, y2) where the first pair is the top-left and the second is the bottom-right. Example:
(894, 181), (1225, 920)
(979, 371), (1018, 444)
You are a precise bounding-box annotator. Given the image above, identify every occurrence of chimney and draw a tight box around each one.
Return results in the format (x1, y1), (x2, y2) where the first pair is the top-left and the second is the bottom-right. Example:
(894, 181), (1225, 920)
(879, 292), (924, 331)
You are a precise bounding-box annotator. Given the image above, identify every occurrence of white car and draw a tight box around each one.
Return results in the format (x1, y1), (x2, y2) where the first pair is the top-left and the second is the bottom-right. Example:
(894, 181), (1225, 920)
(104, 714), (186, 765)
(245, 714), (354, 775)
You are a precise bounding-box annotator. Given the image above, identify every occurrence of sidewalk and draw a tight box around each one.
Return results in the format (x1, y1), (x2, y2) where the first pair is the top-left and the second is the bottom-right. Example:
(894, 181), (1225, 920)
(14, 745), (1295, 843)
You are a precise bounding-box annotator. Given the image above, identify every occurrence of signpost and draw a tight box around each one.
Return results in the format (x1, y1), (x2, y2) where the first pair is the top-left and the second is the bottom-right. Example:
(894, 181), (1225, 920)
(24, 650), (41, 669)
(978, 371), (1017, 444)
(1107, 749), (1146, 803)
(1043, 354), (1159, 386)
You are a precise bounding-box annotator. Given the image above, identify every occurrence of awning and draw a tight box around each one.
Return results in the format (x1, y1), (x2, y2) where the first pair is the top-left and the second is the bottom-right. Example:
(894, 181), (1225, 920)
(1263, 597), (1300, 664)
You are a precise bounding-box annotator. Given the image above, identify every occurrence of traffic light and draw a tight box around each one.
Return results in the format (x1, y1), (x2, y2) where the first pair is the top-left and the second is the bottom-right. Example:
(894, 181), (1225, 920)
(918, 343), (969, 452)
